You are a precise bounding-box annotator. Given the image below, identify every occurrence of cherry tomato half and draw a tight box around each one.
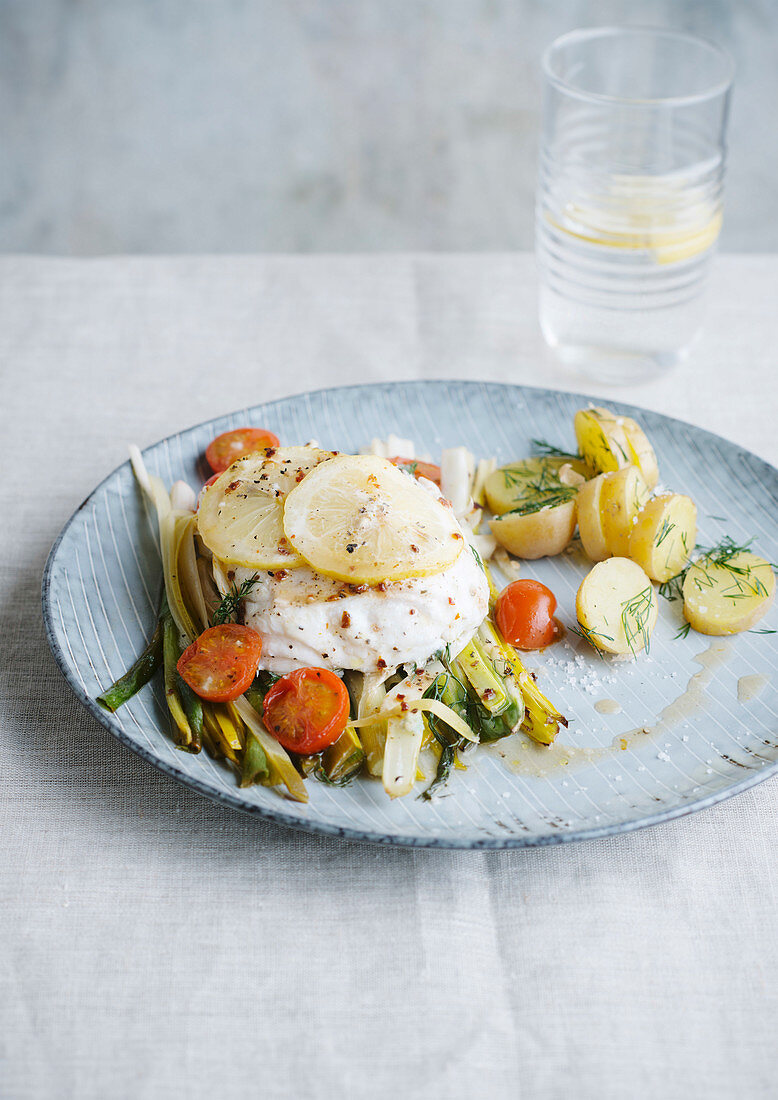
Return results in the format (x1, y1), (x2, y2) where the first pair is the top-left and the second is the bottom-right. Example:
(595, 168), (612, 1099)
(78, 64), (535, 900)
(389, 456), (442, 485)
(262, 667), (350, 754)
(205, 427), (281, 474)
(177, 624), (263, 702)
(495, 579), (559, 651)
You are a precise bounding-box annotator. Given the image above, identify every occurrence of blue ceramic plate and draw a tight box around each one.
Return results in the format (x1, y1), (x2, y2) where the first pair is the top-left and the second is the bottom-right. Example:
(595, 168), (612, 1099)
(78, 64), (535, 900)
(42, 381), (778, 848)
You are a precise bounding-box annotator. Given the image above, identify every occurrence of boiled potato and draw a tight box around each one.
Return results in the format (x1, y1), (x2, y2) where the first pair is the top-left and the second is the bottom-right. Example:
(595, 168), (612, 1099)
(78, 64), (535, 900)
(490, 499), (576, 559)
(683, 550), (775, 635)
(484, 455), (589, 515)
(629, 493), (696, 583)
(576, 473), (610, 562)
(622, 419), (659, 489)
(600, 467), (650, 557)
(584, 406), (659, 488)
(574, 409), (633, 476)
(576, 557), (658, 657)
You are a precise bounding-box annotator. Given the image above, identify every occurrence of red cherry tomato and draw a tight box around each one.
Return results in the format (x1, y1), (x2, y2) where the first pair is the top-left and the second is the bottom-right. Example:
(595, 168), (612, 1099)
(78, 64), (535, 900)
(389, 456), (442, 485)
(205, 427), (280, 474)
(177, 624), (263, 702)
(495, 579), (559, 650)
(262, 667), (350, 754)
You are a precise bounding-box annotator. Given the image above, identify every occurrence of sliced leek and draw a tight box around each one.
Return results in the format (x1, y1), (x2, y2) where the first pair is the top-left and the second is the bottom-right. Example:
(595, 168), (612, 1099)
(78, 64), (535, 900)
(233, 696), (308, 803)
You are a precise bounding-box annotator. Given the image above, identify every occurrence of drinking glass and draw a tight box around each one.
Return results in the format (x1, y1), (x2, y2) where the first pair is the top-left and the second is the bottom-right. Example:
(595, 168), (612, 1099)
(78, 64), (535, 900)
(536, 27), (734, 383)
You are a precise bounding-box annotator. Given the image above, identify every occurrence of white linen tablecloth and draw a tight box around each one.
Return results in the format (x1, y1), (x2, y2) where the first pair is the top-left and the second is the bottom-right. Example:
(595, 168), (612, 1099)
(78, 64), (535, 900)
(1, 254), (777, 1100)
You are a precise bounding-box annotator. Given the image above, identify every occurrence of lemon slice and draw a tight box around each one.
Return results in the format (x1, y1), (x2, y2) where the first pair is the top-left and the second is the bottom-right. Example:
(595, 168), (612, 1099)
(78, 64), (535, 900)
(282, 454), (465, 584)
(197, 446), (337, 568)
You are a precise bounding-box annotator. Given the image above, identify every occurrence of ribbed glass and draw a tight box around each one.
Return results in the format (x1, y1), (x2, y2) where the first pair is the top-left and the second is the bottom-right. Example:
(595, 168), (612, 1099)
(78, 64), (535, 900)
(536, 28), (733, 382)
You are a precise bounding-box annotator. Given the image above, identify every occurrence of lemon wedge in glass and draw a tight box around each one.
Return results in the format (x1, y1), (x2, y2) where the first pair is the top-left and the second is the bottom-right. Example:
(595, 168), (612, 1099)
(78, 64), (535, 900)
(282, 454), (465, 584)
(197, 446), (337, 568)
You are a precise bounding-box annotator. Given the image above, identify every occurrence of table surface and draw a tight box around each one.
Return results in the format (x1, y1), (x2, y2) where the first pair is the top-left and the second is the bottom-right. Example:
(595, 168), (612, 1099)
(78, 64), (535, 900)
(2, 253), (777, 1100)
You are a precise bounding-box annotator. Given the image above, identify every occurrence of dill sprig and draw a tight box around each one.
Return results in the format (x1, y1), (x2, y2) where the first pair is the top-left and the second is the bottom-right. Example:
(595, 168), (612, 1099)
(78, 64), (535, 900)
(659, 535), (766, 605)
(212, 573), (261, 625)
(530, 438), (579, 459)
(702, 535), (755, 567)
(569, 622), (611, 659)
(502, 458), (571, 495)
(621, 585), (654, 657)
(504, 486), (578, 517)
(687, 536), (771, 603)
(655, 516), (676, 548)
(658, 573), (685, 603)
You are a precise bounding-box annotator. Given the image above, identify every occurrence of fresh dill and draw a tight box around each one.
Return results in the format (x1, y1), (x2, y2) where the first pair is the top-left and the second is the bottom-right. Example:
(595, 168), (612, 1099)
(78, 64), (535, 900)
(658, 573), (685, 603)
(686, 536), (770, 603)
(674, 621), (692, 640)
(530, 438), (579, 459)
(470, 545), (486, 574)
(655, 517), (676, 548)
(621, 585), (654, 657)
(750, 628), (777, 635)
(569, 622), (611, 659)
(503, 486), (578, 517)
(212, 573), (261, 625)
(501, 457), (566, 494)
(659, 535), (763, 605)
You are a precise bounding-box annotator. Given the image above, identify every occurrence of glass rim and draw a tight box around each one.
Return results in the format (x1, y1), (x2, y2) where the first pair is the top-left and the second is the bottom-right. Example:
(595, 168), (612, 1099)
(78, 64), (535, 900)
(542, 26), (735, 107)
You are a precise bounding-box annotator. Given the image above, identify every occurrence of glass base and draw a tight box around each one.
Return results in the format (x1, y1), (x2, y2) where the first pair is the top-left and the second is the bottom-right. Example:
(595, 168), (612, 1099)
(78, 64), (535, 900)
(546, 339), (687, 386)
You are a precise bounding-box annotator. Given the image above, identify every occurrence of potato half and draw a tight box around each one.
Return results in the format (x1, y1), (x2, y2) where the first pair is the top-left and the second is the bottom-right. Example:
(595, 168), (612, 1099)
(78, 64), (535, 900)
(622, 419), (659, 490)
(585, 406), (659, 489)
(576, 473), (610, 562)
(576, 557), (658, 657)
(484, 455), (589, 516)
(574, 409), (633, 476)
(490, 499), (577, 559)
(629, 493), (697, 583)
(600, 467), (650, 558)
(683, 551), (775, 635)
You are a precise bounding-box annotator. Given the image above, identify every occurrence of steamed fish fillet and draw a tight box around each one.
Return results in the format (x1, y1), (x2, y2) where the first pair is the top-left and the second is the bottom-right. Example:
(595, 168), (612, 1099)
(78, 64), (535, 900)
(213, 548), (489, 675)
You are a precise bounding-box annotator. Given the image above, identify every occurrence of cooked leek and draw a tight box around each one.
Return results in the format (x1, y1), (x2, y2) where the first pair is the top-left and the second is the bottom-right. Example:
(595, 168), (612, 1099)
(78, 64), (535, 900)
(318, 727), (366, 785)
(96, 613), (163, 712)
(455, 636), (510, 715)
(383, 711), (425, 799)
(440, 446), (475, 517)
(480, 618), (565, 745)
(233, 696), (308, 803)
(240, 732), (271, 788)
(130, 446), (199, 644)
(345, 670), (389, 777)
(380, 668), (438, 798)
(161, 607), (194, 748)
(175, 514), (209, 632)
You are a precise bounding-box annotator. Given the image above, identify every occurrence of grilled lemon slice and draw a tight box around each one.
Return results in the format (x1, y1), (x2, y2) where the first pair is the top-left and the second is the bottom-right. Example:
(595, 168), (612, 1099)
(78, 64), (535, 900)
(282, 454), (465, 584)
(197, 446), (337, 568)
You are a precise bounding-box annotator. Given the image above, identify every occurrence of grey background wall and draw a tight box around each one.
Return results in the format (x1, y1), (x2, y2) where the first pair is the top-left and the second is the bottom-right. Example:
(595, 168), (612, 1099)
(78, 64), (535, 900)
(1, 0), (775, 255)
